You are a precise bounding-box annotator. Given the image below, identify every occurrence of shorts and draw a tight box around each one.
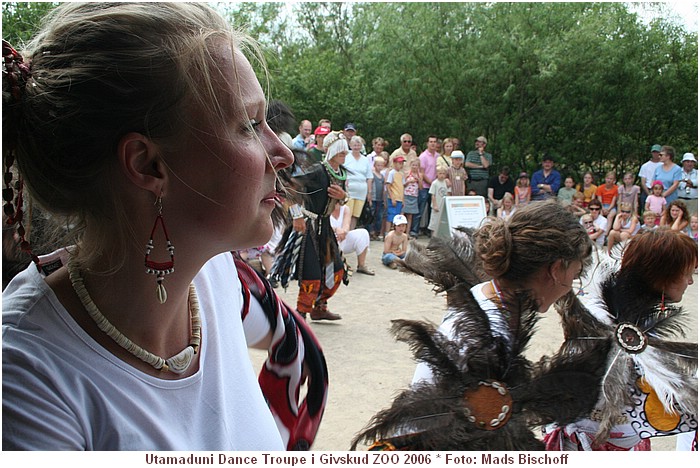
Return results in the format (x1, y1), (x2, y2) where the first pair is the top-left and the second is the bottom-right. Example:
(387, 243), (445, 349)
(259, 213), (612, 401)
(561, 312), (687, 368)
(345, 198), (366, 218)
(403, 195), (419, 214)
(387, 200), (403, 222)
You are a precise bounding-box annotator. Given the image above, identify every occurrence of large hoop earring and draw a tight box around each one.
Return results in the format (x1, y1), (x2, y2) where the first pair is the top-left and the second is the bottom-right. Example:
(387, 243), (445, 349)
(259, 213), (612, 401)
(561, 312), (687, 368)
(144, 195), (175, 304)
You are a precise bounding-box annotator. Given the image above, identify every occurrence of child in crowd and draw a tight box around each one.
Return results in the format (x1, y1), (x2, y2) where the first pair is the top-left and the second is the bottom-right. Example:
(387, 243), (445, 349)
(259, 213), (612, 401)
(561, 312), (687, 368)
(566, 192), (587, 219)
(557, 176), (577, 205)
(639, 210), (658, 232)
(403, 159), (422, 238)
(594, 171), (618, 235)
(644, 180), (667, 224)
(385, 156), (405, 235)
(428, 167), (451, 234)
(578, 171), (597, 208)
(689, 214), (698, 242)
(382, 214), (409, 269)
(606, 202), (639, 254)
(447, 150), (467, 196)
(584, 200), (607, 247)
(370, 156), (387, 240)
(660, 199), (690, 232)
(581, 213), (604, 246)
(617, 171), (640, 215)
(497, 192), (516, 220)
(514, 172), (531, 206)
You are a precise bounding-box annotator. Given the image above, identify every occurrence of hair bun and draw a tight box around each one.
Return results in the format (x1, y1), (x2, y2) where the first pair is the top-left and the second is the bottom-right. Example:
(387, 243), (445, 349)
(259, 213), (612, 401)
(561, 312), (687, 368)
(476, 217), (512, 278)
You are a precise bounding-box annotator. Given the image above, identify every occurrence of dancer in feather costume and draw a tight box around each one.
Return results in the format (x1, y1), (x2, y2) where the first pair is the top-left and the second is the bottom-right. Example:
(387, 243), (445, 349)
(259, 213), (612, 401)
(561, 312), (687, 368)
(270, 131), (350, 320)
(352, 201), (609, 450)
(545, 228), (698, 450)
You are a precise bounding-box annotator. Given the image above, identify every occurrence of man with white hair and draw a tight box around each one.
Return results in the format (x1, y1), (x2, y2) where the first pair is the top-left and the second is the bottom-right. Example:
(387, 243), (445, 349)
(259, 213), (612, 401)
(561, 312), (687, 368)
(389, 132), (418, 168)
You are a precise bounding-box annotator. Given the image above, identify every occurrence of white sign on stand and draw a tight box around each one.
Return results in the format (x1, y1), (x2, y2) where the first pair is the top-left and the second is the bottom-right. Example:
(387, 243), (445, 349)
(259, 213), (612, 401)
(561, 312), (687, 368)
(435, 196), (488, 239)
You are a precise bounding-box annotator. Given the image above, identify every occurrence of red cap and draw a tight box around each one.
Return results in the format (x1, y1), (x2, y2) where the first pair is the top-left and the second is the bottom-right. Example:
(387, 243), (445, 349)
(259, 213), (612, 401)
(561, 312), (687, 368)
(314, 126), (331, 136)
(394, 156), (406, 163)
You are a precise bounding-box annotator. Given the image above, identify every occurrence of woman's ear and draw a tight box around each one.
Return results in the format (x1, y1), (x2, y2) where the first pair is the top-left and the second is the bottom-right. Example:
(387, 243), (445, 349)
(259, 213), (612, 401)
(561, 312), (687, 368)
(548, 259), (564, 284)
(117, 132), (168, 196)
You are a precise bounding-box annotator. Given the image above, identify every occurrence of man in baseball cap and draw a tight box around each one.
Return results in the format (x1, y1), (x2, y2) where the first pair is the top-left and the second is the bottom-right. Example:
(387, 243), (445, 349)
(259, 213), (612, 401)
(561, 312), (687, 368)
(307, 126), (331, 163)
(343, 122), (357, 140)
(465, 136), (492, 197)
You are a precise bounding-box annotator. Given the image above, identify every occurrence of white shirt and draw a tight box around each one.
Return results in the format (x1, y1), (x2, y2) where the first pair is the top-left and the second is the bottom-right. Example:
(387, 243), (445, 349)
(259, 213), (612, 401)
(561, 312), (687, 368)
(2, 250), (284, 450)
(343, 153), (373, 200)
(413, 282), (507, 384)
(638, 160), (662, 189)
(679, 167), (698, 200)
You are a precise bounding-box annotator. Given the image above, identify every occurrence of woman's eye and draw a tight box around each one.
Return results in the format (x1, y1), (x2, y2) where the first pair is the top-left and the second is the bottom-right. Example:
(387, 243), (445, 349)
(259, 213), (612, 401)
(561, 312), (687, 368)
(246, 119), (263, 133)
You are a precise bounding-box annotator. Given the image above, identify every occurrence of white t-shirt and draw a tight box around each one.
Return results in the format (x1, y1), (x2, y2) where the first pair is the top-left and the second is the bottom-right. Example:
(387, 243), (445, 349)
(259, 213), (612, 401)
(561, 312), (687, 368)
(2, 250), (284, 450)
(343, 153), (373, 200)
(413, 282), (507, 384)
(638, 160), (662, 189)
(581, 215), (608, 246)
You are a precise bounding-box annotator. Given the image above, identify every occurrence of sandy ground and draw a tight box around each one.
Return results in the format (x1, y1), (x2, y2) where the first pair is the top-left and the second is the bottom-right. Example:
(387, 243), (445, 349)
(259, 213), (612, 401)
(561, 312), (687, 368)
(249, 237), (698, 451)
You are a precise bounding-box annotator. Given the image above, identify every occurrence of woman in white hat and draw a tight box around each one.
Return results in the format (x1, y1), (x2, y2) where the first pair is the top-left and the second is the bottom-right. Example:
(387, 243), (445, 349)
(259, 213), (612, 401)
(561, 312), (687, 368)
(270, 132), (350, 321)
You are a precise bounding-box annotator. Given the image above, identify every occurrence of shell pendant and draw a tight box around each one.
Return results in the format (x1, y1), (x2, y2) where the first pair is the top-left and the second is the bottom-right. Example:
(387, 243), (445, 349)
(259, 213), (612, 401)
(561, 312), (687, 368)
(156, 282), (167, 304)
(165, 346), (195, 374)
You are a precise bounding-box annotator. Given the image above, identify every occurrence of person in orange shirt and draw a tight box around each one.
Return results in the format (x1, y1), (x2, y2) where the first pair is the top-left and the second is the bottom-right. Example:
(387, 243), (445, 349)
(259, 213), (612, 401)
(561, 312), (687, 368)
(578, 171), (597, 208)
(593, 171), (618, 236)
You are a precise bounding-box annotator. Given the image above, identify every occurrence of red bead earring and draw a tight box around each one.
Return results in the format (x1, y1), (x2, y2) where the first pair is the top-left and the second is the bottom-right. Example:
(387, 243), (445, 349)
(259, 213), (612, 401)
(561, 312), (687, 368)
(144, 195), (175, 304)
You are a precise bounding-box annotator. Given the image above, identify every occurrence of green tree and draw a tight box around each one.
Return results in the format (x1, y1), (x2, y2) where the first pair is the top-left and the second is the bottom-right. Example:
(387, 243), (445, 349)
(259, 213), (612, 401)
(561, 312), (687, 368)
(3, 2), (696, 178)
(2, 2), (58, 46)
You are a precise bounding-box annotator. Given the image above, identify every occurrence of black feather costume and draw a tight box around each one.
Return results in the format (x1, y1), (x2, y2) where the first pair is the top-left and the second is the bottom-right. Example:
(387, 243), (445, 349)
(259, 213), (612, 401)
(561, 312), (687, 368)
(351, 231), (610, 451)
(552, 260), (698, 446)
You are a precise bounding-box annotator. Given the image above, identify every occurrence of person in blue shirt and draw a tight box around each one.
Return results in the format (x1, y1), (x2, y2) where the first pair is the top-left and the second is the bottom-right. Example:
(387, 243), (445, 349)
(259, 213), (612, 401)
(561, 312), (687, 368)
(530, 154), (561, 201)
(292, 119), (313, 150)
(653, 145), (683, 204)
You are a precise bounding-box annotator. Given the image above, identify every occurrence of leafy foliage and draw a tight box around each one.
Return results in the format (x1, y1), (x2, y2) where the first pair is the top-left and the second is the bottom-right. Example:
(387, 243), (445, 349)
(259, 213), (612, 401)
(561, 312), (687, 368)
(3, 2), (696, 181)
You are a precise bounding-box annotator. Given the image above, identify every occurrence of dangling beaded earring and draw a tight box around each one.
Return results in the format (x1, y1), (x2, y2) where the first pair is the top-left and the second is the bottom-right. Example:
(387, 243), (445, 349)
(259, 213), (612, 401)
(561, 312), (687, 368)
(144, 195), (175, 304)
(660, 291), (666, 314)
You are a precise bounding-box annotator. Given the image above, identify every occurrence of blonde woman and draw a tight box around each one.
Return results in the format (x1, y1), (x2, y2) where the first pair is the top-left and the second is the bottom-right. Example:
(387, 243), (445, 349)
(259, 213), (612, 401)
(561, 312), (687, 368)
(2, 3), (326, 450)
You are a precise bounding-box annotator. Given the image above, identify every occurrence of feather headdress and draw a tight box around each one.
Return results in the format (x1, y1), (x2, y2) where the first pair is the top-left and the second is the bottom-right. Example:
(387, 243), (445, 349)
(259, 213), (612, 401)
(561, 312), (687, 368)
(351, 233), (609, 451)
(555, 267), (698, 445)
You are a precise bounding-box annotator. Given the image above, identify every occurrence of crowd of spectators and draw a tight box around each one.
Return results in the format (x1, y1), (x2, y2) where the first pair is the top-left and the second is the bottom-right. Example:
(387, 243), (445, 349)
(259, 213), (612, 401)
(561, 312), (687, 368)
(290, 121), (698, 264)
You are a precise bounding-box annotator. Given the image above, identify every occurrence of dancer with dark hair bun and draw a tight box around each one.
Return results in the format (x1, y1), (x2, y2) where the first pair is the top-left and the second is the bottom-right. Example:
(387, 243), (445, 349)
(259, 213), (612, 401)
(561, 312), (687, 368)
(352, 201), (603, 450)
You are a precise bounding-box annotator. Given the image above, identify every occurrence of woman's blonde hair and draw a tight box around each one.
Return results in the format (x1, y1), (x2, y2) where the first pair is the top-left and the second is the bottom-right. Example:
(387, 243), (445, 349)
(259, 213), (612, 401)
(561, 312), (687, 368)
(5, 3), (265, 265)
(475, 200), (592, 282)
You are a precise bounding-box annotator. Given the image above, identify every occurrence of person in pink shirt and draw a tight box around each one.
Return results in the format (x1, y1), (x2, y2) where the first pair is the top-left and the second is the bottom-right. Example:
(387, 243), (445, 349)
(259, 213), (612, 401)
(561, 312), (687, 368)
(412, 135), (439, 237)
(644, 180), (667, 224)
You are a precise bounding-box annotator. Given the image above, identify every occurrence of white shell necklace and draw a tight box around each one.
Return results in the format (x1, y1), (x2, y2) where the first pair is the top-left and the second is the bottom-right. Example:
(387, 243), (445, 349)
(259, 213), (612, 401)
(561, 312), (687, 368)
(67, 258), (201, 374)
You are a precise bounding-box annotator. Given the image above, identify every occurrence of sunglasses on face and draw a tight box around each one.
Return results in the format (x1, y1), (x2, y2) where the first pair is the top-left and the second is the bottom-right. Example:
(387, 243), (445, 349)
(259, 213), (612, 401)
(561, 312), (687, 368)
(402, 140), (412, 143)
(621, 210), (631, 214)
(589, 207), (600, 211)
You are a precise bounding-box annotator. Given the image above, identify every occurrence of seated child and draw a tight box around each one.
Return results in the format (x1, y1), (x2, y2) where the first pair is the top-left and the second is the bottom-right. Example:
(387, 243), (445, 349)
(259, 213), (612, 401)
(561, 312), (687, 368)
(566, 191), (587, 219)
(382, 214), (409, 269)
(639, 210), (658, 233)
